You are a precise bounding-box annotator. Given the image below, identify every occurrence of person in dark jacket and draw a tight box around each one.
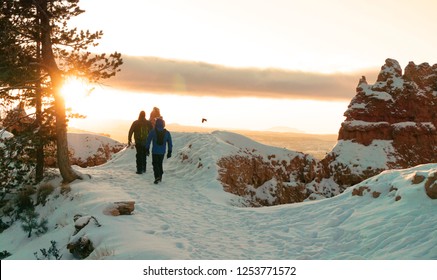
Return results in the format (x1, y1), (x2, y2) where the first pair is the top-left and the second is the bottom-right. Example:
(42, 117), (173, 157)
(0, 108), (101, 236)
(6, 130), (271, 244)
(145, 118), (172, 184)
(128, 111), (153, 174)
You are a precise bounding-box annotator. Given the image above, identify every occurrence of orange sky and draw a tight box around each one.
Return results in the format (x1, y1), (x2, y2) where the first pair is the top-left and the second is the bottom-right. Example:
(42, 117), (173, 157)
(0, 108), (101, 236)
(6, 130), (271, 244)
(63, 0), (437, 134)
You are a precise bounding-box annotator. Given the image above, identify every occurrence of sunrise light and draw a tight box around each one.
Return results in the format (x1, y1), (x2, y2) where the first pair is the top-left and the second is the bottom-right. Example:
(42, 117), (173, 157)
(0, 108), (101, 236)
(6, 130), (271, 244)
(60, 77), (93, 112)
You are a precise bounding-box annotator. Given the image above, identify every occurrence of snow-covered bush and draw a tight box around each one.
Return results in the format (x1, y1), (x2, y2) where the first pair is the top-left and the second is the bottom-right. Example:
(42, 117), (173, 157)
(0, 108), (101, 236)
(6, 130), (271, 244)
(0, 250), (12, 260)
(34, 241), (62, 260)
(0, 130), (36, 202)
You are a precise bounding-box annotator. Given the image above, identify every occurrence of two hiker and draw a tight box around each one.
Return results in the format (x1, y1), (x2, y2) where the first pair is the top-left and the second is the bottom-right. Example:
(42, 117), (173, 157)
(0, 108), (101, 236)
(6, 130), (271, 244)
(128, 109), (172, 184)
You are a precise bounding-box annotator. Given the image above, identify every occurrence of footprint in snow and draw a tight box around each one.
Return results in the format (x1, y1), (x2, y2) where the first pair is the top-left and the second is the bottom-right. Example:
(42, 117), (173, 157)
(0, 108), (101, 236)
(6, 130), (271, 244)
(161, 224), (170, 231)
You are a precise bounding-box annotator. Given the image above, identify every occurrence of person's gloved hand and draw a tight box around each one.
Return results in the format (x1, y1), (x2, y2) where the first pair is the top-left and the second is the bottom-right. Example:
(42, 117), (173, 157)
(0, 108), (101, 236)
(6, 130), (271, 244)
(146, 150), (150, 156)
(167, 152), (172, 158)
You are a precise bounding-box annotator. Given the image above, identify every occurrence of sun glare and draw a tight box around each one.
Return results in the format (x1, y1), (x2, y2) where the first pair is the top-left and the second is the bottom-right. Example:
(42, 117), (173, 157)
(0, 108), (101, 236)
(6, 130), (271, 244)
(61, 77), (93, 112)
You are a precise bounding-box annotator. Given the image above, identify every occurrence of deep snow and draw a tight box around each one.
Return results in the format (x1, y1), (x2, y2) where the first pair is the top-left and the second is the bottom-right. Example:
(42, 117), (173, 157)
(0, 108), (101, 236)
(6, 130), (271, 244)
(1, 131), (437, 260)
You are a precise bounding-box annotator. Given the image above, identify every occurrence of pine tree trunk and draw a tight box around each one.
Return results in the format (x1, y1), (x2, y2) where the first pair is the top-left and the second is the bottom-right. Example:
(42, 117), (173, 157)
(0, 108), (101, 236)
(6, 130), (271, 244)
(53, 88), (79, 183)
(39, 0), (80, 184)
(35, 38), (44, 184)
(35, 84), (44, 184)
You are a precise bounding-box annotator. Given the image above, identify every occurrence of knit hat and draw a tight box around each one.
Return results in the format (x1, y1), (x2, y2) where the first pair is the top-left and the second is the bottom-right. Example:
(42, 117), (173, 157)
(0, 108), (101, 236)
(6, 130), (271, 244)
(155, 117), (165, 129)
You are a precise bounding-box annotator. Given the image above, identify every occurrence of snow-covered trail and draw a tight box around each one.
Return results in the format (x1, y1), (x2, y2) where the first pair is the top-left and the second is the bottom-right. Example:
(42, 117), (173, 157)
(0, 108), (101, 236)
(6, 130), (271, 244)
(75, 132), (437, 260)
(82, 133), (274, 259)
(78, 133), (299, 259)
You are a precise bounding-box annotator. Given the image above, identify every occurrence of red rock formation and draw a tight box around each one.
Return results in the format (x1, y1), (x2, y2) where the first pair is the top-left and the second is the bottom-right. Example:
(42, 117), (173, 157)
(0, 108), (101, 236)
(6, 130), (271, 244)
(319, 59), (437, 194)
(335, 58), (437, 172)
(217, 152), (317, 206)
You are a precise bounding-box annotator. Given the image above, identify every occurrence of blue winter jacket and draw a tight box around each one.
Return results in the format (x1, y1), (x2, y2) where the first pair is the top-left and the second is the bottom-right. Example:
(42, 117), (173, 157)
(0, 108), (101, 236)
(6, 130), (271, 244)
(145, 118), (172, 155)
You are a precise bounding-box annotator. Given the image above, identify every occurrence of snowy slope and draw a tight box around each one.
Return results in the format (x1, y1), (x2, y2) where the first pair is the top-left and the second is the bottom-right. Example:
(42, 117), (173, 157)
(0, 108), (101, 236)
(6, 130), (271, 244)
(330, 139), (396, 173)
(66, 133), (125, 167)
(1, 131), (437, 260)
(67, 133), (124, 162)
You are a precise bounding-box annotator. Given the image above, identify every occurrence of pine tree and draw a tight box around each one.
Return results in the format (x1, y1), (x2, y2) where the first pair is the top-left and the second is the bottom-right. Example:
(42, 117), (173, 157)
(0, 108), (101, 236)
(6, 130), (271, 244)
(1, 1), (45, 189)
(20, 208), (48, 238)
(0, 0), (123, 184)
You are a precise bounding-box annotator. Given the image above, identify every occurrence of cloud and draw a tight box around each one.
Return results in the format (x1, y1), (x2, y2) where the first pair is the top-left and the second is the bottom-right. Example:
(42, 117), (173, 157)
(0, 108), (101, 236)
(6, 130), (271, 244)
(106, 56), (377, 101)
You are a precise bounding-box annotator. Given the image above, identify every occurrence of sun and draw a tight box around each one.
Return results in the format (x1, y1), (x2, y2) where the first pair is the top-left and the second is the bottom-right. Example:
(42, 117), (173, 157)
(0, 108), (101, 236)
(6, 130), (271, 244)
(60, 77), (93, 112)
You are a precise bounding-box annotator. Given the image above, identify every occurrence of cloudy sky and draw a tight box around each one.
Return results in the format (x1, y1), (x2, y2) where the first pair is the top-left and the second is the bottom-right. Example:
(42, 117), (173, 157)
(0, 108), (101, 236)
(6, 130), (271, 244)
(65, 0), (437, 133)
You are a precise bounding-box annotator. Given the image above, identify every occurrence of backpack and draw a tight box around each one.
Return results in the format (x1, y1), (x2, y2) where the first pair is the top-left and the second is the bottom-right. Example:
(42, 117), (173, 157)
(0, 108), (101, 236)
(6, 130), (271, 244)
(137, 122), (149, 142)
(156, 128), (167, 145)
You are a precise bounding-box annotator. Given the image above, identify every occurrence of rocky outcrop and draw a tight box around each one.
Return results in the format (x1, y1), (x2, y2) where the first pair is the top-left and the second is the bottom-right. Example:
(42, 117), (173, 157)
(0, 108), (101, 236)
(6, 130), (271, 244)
(218, 59), (437, 205)
(339, 59), (437, 151)
(218, 152), (317, 206)
(328, 58), (437, 190)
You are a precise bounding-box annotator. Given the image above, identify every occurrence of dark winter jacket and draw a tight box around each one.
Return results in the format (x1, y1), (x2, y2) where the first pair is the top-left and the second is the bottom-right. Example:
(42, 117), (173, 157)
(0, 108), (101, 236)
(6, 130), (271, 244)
(128, 112), (153, 145)
(145, 118), (172, 155)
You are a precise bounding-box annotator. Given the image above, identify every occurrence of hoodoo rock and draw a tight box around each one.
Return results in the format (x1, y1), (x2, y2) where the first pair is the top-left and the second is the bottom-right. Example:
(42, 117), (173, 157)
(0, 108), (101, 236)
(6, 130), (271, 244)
(327, 58), (437, 191)
(343, 59), (436, 159)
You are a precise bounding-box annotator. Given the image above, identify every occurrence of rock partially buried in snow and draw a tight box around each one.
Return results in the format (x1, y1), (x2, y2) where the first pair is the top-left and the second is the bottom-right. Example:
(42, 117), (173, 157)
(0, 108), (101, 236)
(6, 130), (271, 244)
(73, 214), (102, 235)
(425, 172), (437, 199)
(68, 215), (101, 259)
(103, 201), (135, 216)
(67, 235), (94, 260)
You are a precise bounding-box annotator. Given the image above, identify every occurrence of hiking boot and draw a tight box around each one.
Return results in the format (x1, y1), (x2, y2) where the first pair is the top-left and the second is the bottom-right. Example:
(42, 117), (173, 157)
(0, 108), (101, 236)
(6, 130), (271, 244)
(136, 171), (143, 174)
(153, 177), (162, 184)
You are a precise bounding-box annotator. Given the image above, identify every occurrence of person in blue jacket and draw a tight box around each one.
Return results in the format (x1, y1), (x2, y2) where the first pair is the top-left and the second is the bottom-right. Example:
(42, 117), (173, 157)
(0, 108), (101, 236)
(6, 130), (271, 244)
(145, 117), (173, 184)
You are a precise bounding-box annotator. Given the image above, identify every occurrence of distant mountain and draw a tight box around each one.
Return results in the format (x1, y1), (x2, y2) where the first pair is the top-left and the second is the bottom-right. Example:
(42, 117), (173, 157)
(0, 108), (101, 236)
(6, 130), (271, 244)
(265, 126), (305, 133)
